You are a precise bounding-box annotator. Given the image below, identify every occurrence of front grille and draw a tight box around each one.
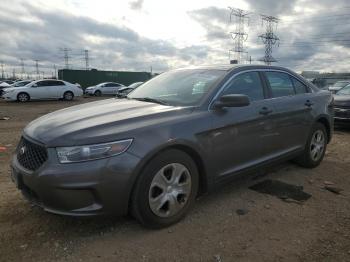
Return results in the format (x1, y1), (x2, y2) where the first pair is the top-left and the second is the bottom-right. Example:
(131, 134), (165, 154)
(16, 137), (48, 171)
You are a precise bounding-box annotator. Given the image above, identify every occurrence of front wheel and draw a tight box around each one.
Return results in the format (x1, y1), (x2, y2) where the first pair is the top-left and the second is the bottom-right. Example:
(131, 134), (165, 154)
(131, 149), (199, 228)
(94, 90), (102, 96)
(17, 92), (30, 102)
(295, 123), (328, 168)
(63, 91), (74, 101)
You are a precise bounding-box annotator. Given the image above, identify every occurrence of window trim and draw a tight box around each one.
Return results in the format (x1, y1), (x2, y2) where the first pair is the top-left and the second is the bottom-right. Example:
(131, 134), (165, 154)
(220, 71), (267, 102)
(208, 69), (313, 110)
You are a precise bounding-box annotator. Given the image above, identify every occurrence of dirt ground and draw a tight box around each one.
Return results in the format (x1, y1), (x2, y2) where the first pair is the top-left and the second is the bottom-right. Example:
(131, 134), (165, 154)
(0, 97), (350, 262)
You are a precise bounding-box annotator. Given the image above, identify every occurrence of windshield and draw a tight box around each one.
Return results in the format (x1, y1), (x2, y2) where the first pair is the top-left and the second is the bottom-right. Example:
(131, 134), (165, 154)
(13, 81), (31, 87)
(128, 82), (143, 88)
(337, 85), (350, 95)
(128, 69), (226, 106)
(333, 81), (349, 87)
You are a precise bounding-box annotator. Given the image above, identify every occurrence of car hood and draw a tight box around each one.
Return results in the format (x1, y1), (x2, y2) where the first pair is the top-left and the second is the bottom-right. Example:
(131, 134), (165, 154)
(24, 98), (192, 147)
(85, 86), (96, 90)
(328, 86), (344, 90)
(2, 86), (27, 92)
(334, 94), (350, 106)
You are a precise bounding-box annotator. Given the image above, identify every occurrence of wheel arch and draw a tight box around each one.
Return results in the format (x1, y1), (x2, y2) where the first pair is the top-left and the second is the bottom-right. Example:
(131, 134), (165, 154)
(128, 141), (210, 209)
(315, 115), (331, 143)
(17, 92), (30, 101)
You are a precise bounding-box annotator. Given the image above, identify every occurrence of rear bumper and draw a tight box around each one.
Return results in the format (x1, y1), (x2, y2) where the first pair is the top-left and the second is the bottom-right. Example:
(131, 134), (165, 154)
(11, 148), (141, 216)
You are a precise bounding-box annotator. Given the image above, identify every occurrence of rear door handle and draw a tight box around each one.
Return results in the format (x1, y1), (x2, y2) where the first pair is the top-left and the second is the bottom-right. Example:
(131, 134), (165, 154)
(259, 107), (273, 115)
(305, 100), (314, 107)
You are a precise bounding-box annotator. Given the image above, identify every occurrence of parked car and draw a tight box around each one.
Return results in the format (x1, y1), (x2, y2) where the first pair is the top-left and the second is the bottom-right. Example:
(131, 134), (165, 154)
(333, 84), (350, 122)
(10, 65), (333, 228)
(116, 81), (143, 98)
(2, 79), (83, 102)
(328, 80), (350, 93)
(85, 82), (124, 96)
(0, 82), (11, 96)
(10, 80), (33, 87)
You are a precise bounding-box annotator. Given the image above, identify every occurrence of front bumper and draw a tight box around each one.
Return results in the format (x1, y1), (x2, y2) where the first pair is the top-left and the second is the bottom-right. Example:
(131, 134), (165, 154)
(11, 147), (141, 216)
(84, 89), (95, 95)
(334, 107), (350, 121)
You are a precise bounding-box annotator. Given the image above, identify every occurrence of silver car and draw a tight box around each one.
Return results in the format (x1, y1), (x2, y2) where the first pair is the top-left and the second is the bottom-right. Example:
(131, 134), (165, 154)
(85, 82), (124, 96)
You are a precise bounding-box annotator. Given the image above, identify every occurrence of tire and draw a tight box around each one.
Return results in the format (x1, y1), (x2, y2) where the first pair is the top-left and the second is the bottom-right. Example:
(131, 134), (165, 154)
(131, 149), (199, 228)
(17, 92), (30, 102)
(94, 90), (102, 96)
(295, 123), (328, 168)
(63, 91), (74, 101)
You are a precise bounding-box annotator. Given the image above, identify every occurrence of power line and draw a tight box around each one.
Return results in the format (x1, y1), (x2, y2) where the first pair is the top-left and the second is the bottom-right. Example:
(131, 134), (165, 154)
(228, 7), (250, 64)
(259, 15), (280, 65)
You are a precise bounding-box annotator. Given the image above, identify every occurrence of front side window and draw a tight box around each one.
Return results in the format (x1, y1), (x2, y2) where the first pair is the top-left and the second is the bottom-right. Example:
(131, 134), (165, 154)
(36, 81), (49, 87)
(128, 69), (226, 106)
(222, 71), (264, 101)
(291, 77), (308, 94)
(337, 85), (350, 95)
(265, 72), (295, 97)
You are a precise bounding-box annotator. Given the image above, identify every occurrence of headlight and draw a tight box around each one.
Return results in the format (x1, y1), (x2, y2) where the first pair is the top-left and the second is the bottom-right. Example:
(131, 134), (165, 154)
(56, 139), (133, 163)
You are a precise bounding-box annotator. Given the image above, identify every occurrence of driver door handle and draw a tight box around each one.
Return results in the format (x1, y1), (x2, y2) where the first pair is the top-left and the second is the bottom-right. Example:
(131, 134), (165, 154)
(259, 107), (273, 115)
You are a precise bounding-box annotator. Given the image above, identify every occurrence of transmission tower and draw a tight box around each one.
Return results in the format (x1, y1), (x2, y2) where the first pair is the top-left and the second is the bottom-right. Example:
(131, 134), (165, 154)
(84, 49), (89, 70)
(34, 60), (40, 77)
(228, 7), (250, 64)
(12, 68), (16, 79)
(20, 58), (25, 77)
(59, 48), (72, 69)
(0, 62), (4, 79)
(259, 15), (280, 65)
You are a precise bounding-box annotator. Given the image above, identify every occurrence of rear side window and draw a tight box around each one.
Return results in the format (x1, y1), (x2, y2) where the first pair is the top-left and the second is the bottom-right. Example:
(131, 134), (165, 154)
(265, 72), (295, 97)
(222, 72), (264, 101)
(291, 77), (308, 94)
(52, 81), (65, 86)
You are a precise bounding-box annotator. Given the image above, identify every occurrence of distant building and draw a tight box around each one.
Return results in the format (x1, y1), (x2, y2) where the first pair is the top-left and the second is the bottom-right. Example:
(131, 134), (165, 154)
(58, 69), (152, 88)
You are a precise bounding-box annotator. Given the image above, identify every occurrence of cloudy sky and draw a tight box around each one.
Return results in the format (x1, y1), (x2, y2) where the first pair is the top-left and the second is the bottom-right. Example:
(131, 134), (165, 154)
(1, 0), (350, 78)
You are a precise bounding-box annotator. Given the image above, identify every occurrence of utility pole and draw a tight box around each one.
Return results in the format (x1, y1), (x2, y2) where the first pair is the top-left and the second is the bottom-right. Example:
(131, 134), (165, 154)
(259, 15), (280, 65)
(228, 7), (250, 64)
(0, 62), (4, 79)
(59, 48), (72, 69)
(34, 60), (40, 79)
(84, 49), (89, 70)
(20, 58), (25, 77)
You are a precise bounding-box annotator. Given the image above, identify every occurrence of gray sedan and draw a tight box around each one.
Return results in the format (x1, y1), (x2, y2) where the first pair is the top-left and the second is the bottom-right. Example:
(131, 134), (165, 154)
(10, 65), (333, 228)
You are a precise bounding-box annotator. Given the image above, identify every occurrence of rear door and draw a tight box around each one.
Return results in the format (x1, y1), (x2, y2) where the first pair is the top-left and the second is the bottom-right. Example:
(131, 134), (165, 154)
(109, 83), (122, 95)
(210, 71), (276, 180)
(46, 80), (65, 98)
(102, 83), (114, 94)
(262, 71), (314, 156)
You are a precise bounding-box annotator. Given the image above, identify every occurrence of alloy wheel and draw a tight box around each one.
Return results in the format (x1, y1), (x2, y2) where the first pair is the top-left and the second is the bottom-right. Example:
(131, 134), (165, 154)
(309, 130), (325, 162)
(149, 163), (192, 218)
(18, 93), (29, 102)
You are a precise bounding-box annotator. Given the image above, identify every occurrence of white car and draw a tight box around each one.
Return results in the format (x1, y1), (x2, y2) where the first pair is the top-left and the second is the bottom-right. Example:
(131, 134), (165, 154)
(85, 82), (124, 96)
(1, 79), (83, 102)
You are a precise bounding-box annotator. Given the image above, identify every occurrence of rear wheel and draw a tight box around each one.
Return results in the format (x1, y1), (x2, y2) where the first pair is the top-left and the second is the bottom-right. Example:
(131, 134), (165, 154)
(131, 149), (199, 228)
(94, 90), (102, 96)
(295, 123), (327, 168)
(63, 91), (74, 101)
(17, 92), (30, 102)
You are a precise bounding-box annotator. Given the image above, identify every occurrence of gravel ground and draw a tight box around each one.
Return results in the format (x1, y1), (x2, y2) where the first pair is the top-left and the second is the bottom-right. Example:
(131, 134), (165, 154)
(0, 97), (350, 262)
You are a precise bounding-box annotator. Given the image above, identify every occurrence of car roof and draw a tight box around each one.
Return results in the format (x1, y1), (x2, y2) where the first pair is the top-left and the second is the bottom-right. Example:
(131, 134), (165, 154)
(180, 64), (295, 72)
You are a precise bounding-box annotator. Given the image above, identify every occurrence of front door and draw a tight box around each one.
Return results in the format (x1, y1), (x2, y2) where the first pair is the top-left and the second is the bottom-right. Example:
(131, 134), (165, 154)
(210, 71), (275, 181)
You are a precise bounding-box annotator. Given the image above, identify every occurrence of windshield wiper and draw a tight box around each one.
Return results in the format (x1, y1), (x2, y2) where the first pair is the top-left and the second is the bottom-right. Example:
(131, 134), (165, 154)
(132, 97), (168, 105)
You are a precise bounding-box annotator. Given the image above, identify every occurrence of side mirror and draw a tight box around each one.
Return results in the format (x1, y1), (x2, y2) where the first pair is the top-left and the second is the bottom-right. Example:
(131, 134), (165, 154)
(32, 84), (38, 88)
(213, 94), (250, 109)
